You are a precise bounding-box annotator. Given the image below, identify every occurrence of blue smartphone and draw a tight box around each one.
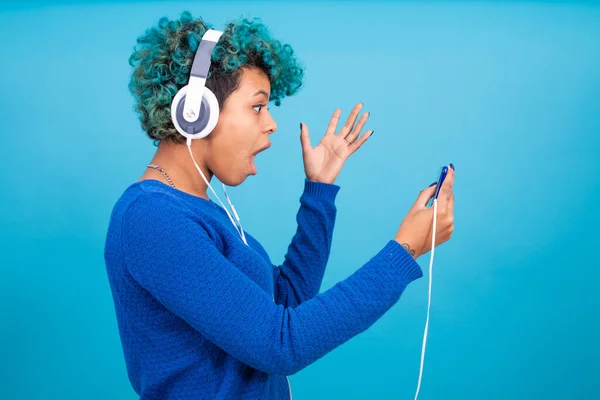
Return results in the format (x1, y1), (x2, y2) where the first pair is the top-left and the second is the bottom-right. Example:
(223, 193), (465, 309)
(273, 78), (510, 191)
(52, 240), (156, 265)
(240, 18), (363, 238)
(427, 166), (448, 207)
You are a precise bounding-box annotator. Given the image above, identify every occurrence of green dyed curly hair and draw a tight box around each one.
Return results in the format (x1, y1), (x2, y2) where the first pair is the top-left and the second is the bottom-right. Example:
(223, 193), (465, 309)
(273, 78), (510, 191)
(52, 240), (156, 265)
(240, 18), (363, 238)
(128, 11), (305, 146)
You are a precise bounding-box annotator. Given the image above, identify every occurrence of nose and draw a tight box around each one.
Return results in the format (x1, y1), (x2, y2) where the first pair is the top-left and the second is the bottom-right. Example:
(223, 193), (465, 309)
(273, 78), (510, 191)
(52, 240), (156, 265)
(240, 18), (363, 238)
(264, 110), (278, 135)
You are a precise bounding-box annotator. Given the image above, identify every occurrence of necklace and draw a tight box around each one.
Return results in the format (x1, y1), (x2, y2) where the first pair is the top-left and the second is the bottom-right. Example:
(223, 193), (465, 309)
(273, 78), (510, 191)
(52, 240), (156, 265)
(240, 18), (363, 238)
(147, 163), (176, 188)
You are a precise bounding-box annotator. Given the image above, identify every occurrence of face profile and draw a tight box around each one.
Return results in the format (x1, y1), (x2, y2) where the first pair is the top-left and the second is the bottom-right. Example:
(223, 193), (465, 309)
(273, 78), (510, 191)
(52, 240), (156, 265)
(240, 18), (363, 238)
(200, 66), (278, 186)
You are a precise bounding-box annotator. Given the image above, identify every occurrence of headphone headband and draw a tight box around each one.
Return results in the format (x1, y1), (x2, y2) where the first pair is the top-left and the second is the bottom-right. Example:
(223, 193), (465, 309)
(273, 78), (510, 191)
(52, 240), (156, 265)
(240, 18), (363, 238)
(190, 29), (222, 79)
(183, 29), (223, 123)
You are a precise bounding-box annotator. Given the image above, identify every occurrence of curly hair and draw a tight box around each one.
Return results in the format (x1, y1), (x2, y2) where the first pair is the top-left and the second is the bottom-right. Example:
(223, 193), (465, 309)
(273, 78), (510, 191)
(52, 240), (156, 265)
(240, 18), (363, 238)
(128, 11), (305, 146)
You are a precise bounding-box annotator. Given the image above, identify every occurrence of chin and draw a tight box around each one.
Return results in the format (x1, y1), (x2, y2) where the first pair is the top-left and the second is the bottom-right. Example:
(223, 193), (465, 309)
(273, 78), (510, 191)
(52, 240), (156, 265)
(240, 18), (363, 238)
(216, 173), (248, 187)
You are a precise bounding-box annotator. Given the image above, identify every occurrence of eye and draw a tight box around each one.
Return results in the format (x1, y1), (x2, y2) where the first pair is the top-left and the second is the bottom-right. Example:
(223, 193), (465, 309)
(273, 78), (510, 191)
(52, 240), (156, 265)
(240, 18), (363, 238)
(252, 104), (264, 113)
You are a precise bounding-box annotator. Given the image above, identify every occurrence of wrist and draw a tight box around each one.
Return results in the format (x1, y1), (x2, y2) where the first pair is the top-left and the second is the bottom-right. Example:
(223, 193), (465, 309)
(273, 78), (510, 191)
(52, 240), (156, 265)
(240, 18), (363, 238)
(393, 237), (420, 259)
(307, 176), (336, 185)
(303, 178), (341, 199)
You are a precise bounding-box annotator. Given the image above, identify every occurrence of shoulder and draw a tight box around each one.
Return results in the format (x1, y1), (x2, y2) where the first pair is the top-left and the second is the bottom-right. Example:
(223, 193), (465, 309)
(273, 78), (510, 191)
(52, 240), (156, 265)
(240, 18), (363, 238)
(113, 181), (220, 241)
(111, 181), (187, 221)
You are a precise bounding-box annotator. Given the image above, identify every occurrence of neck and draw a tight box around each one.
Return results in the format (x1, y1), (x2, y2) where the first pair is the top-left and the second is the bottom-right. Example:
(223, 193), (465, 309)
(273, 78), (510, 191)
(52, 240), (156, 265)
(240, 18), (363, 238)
(145, 139), (213, 200)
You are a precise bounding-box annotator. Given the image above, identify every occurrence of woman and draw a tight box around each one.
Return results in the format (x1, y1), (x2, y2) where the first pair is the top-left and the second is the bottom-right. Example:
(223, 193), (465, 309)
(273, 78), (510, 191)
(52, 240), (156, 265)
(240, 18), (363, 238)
(104, 11), (455, 399)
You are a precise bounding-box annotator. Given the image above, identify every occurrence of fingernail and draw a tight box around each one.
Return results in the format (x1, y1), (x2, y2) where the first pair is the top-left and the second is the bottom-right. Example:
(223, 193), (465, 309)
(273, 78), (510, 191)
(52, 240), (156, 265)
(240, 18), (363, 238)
(300, 122), (302, 130)
(449, 163), (455, 171)
(429, 182), (437, 187)
(370, 130), (375, 136)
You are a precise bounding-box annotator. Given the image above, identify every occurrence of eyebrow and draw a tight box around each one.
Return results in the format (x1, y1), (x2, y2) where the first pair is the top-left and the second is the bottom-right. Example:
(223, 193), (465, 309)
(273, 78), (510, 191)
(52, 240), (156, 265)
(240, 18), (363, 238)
(253, 89), (270, 100)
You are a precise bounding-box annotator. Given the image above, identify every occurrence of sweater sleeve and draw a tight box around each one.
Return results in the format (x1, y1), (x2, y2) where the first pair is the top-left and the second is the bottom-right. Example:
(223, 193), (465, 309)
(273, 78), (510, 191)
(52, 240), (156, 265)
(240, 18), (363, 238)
(121, 194), (423, 377)
(273, 179), (340, 308)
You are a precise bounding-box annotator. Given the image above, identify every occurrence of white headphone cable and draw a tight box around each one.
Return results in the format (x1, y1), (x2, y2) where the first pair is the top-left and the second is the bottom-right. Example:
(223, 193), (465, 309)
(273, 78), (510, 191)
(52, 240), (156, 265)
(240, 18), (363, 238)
(414, 197), (437, 400)
(186, 138), (248, 245)
(221, 184), (248, 245)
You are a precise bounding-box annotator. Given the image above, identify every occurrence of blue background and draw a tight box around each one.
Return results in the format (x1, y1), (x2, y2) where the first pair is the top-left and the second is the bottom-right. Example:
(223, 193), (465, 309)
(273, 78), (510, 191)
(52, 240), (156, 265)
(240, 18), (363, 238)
(1, 0), (599, 399)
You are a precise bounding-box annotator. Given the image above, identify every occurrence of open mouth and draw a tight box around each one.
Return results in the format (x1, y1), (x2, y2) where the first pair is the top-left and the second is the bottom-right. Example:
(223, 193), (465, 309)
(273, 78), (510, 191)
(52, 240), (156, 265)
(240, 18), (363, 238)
(252, 143), (271, 156)
(250, 143), (271, 174)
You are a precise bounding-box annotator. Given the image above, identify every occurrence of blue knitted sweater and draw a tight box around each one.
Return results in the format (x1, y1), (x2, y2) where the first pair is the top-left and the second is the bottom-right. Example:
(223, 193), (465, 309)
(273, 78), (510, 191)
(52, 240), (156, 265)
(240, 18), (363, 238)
(104, 178), (423, 399)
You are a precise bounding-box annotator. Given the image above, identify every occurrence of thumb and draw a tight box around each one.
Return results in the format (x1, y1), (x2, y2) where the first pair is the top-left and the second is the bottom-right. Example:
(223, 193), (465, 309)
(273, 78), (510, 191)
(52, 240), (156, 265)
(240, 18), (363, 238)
(300, 122), (312, 151)
(412, 183), (438, 210)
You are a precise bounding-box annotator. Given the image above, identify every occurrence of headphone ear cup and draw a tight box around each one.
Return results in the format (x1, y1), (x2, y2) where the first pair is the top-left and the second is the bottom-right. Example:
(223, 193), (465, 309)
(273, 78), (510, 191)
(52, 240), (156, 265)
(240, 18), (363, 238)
(171, 85), (220, 140)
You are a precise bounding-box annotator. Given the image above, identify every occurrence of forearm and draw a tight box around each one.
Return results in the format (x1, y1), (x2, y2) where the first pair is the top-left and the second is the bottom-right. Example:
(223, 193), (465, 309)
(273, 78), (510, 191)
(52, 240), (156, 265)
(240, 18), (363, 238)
(275, 179), (340, 307)
(270, 240), (423, 375)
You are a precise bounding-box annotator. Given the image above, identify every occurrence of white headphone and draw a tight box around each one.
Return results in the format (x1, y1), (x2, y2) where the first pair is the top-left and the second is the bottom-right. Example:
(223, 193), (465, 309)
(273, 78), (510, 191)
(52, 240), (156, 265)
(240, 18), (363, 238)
(169, 28), (248, 246)
(170, 29), (223, 140)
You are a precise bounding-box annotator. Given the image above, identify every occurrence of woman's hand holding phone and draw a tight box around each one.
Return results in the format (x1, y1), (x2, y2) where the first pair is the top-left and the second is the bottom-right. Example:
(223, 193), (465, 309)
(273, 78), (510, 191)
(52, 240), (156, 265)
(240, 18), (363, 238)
(394, 164), (455, 259)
